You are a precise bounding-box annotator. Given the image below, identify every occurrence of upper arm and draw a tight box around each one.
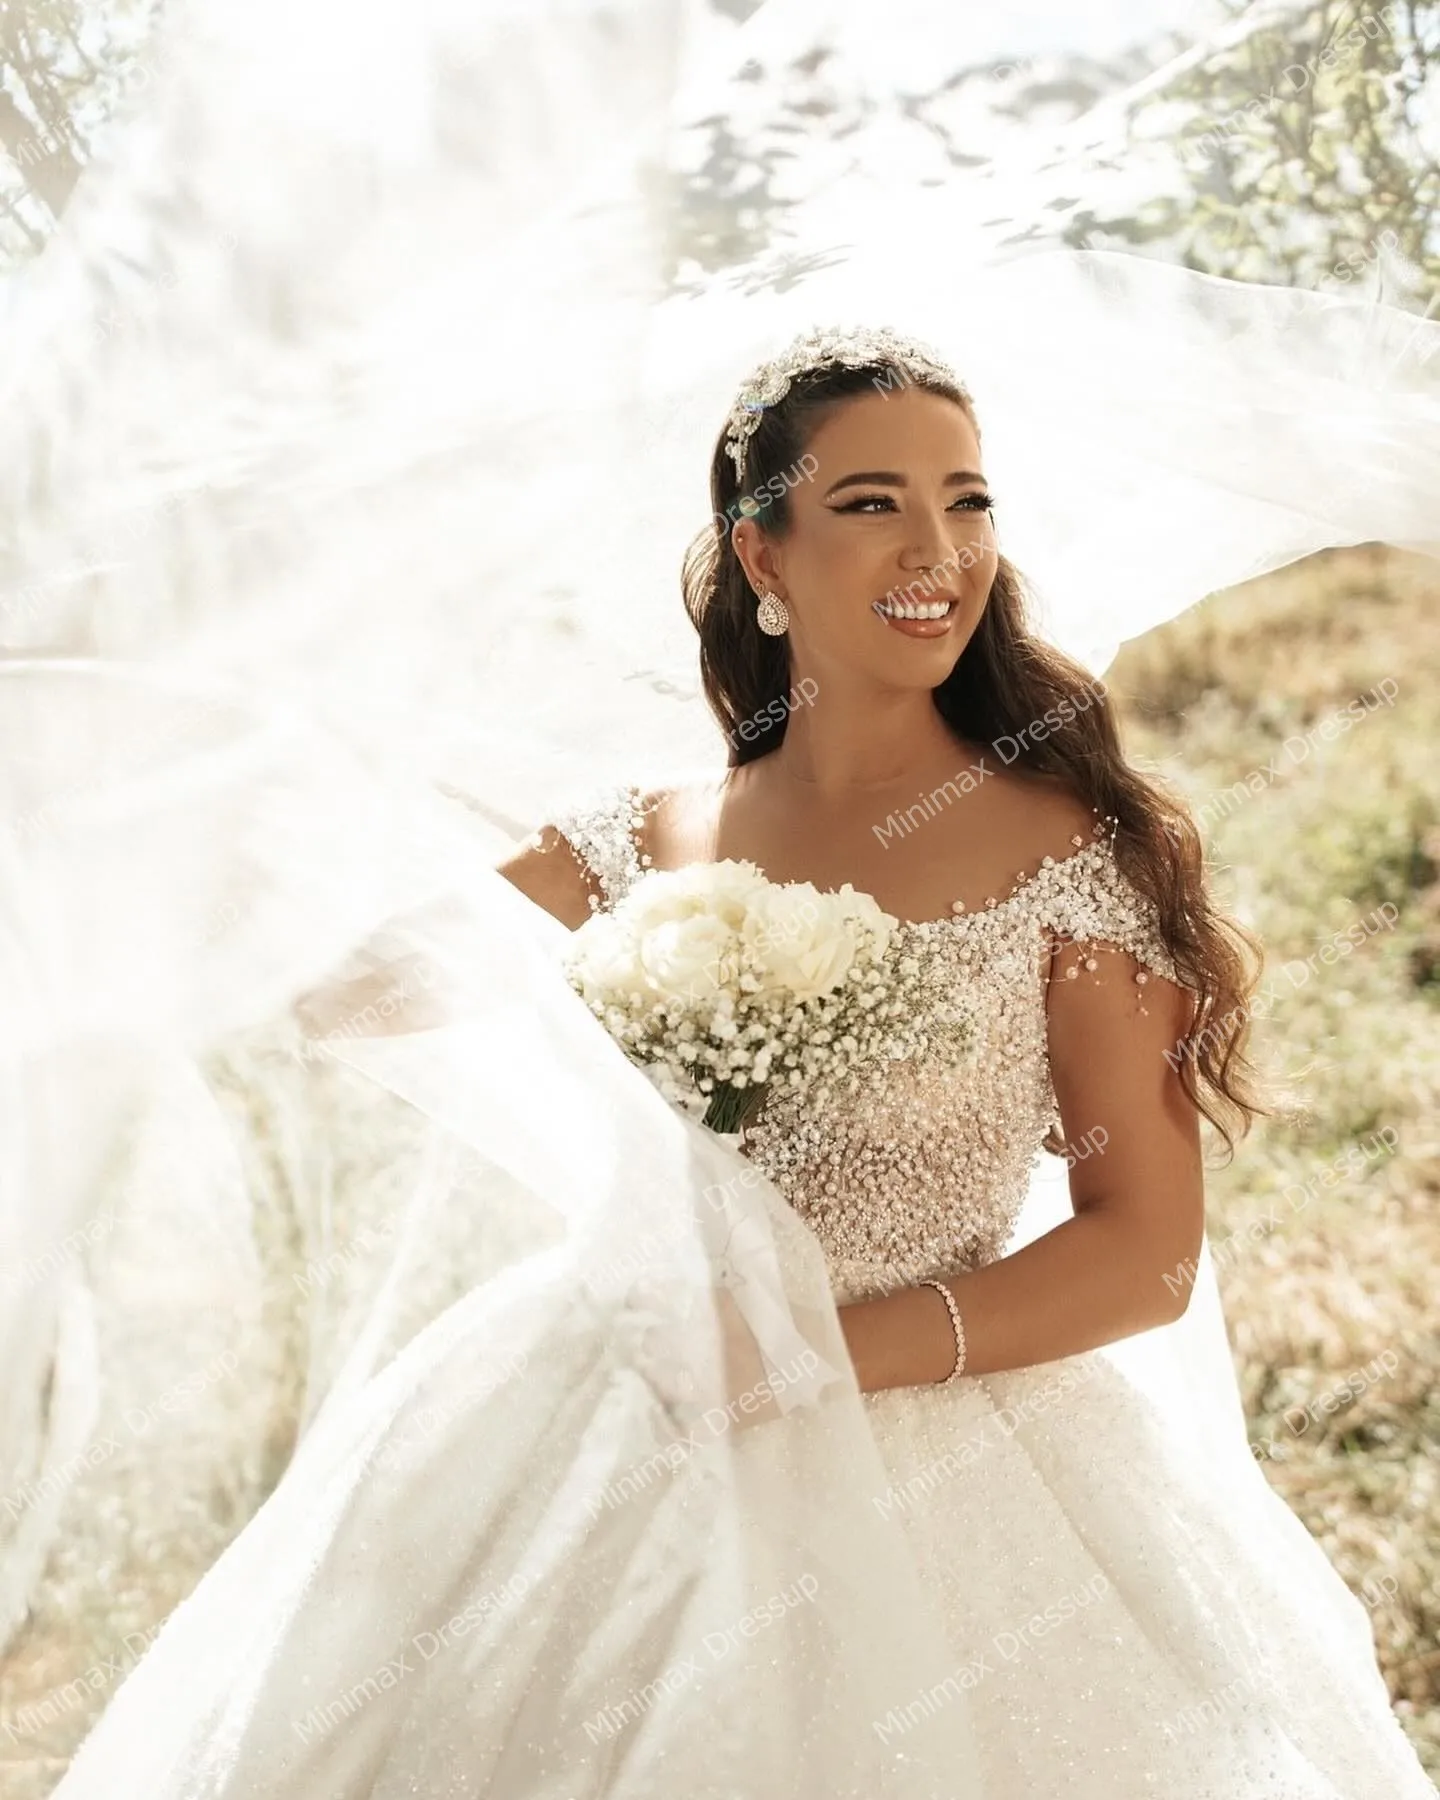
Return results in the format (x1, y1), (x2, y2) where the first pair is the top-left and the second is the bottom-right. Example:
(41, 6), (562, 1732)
(1036, 804), (1207, 1312)
(295, 821), (600, 1048)
(495, 823), (601, 931)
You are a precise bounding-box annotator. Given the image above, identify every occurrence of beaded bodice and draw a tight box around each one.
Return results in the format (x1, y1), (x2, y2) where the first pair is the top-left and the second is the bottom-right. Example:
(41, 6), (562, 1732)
(550, 783), (1181, 1305)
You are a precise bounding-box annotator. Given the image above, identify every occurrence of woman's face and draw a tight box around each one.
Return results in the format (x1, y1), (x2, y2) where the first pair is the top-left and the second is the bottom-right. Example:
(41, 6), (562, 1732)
(734, 384), (997, 690)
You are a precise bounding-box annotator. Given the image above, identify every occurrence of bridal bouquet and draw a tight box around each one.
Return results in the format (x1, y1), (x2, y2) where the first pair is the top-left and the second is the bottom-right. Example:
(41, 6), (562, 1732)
(564, 860), (972, 1133)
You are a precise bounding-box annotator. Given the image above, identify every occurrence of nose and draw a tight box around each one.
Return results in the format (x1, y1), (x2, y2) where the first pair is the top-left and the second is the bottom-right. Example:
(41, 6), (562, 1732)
(899, 501), (963, 577)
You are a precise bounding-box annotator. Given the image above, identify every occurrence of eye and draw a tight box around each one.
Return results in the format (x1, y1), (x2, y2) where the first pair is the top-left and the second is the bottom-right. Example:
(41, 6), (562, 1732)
(832, 491), (995, 515)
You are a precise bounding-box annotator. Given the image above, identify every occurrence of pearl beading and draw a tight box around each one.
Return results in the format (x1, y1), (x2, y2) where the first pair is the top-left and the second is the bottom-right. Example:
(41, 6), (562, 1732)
(549, 783), (1181, 1305)
(721, 323), (968, 480)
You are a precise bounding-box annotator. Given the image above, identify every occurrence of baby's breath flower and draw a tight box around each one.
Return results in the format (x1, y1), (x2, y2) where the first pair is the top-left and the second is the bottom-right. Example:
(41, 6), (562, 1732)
(564, 858), (975, 1134)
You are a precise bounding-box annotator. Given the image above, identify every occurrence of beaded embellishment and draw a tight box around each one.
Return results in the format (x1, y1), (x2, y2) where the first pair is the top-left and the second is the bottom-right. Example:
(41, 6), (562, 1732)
(553, 786), (653, 913)
(547, 782), (1183, 1306)
(722, 324), (970, 481)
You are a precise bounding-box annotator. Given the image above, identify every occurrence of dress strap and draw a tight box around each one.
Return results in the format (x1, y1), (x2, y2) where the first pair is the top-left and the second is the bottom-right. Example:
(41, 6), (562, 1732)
(1035, 823), (1183, 1000)
(547, 782), (653, 911)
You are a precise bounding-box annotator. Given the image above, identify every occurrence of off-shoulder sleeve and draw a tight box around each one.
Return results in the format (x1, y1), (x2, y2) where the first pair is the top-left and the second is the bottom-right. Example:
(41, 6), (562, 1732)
(1036, 834), (1184, 990)
(545, 782), (646, 910)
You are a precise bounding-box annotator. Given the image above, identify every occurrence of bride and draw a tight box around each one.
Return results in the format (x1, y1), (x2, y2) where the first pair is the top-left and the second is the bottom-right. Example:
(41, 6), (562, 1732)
(489, 324), (1437, 1794)
(5, 1), (1439, 1795)
(33, 316), (1436, 1800)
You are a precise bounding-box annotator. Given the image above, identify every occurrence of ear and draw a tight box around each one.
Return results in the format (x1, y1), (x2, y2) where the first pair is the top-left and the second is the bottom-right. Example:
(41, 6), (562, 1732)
(730, 517), (788, 600)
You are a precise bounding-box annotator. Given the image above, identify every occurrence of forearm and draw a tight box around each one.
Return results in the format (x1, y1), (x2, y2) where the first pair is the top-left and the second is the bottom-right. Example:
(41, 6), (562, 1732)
(839, 1206), (1195, 1394)
(292, 900), (472, 1046)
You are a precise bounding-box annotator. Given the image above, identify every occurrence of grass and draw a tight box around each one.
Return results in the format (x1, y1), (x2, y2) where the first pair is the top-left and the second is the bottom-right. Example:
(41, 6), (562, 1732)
(1107, 542), (1440, 1774)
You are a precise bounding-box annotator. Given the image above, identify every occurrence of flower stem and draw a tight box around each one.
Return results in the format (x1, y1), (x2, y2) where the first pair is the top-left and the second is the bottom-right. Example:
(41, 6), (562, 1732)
(703, 1081), (763, 1136)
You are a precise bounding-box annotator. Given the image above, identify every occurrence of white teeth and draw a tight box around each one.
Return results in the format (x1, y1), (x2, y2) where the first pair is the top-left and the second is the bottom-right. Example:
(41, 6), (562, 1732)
(881, 598), (953, 620)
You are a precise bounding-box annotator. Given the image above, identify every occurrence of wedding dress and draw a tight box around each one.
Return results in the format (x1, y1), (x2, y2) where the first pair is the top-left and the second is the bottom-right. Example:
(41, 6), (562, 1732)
(542, 780), (1437, 1795)
(3, 0), (1439, 1793)
(31, 747), (1438, 1799)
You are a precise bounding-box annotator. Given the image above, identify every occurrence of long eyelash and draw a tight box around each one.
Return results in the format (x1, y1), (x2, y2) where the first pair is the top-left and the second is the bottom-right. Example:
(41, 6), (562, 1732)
(834, 492), (996, 513)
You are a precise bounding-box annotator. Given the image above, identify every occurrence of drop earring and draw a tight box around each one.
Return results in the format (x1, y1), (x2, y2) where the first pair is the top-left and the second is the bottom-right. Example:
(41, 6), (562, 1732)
(755, 588), (789, 636)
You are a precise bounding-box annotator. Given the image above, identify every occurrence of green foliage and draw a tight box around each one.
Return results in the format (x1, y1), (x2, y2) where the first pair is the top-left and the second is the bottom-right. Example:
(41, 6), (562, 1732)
(1068, 1), (1440, 293)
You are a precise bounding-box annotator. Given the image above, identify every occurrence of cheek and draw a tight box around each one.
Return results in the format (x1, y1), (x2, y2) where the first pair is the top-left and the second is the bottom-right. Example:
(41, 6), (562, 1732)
(786, 521), (870, 590)
(943, 543), (992, 589)
(811, 519), (867, 565)
(957, 514), (998, 560)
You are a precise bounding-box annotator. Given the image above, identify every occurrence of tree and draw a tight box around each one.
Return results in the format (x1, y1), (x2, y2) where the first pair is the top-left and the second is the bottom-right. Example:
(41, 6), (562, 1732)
(0, 0), (158, 267)
(1059, 1), (1439, 295)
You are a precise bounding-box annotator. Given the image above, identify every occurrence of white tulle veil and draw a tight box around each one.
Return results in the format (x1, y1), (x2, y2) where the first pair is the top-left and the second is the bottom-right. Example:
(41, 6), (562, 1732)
(0, 0), (1435, 1791)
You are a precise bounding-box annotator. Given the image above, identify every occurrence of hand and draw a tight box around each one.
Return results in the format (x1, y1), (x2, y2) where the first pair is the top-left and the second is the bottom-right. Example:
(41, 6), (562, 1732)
(713, 1286), (786, 1428)
(294, 947), (448, 1044)
(635, 1285), (835, 1440)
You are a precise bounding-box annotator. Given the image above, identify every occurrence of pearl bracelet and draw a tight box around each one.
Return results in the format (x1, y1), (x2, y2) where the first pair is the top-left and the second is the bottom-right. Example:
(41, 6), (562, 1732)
(920, 1279), (968, 1384)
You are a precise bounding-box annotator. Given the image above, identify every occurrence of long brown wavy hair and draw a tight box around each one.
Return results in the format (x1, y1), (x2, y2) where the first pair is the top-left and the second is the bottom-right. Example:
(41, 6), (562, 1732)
(681, 356), (1268, 1160)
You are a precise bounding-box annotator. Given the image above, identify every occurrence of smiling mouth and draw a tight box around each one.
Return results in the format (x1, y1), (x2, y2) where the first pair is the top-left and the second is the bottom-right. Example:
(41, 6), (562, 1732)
(872, 595), (958, 622)
(871, 597), (964, 626)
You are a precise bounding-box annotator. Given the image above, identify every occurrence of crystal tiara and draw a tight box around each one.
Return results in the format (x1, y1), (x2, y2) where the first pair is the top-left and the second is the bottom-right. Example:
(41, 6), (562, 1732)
(722, 324), (967, 482)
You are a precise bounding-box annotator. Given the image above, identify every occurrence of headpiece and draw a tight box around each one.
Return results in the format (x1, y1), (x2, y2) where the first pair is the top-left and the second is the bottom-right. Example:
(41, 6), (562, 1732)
(722, 324), (967, 482)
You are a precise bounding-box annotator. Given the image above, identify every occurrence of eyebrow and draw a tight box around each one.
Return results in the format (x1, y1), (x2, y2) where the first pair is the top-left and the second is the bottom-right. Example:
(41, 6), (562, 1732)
(821, 470), (988, 499)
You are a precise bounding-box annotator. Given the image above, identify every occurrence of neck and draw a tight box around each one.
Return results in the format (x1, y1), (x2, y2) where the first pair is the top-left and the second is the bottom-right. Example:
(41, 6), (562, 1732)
(759, 682), (965, 798)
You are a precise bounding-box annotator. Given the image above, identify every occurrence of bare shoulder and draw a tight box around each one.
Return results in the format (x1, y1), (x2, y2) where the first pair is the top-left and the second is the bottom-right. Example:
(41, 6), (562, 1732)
(976, 763), (1103, 870)
(631, 778), (718, 864)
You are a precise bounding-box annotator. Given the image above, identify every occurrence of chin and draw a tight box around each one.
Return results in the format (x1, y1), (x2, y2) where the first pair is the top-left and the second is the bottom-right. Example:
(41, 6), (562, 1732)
(875, 646), (967, 689)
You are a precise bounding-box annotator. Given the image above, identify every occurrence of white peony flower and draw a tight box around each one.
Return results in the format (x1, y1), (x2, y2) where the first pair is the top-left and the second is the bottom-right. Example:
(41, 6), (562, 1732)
(830, 883), (896, 962)
(638, 912), (742, 1002)
(568, 912), (647, 1001)
(746, 903), (855, 1002)
(625, 858), (768, 937)
(742, 881), (896, 1002)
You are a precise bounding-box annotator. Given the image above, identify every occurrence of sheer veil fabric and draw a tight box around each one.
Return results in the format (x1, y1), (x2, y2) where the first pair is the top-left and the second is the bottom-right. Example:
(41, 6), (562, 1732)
(0, 0), (1435, 1792)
